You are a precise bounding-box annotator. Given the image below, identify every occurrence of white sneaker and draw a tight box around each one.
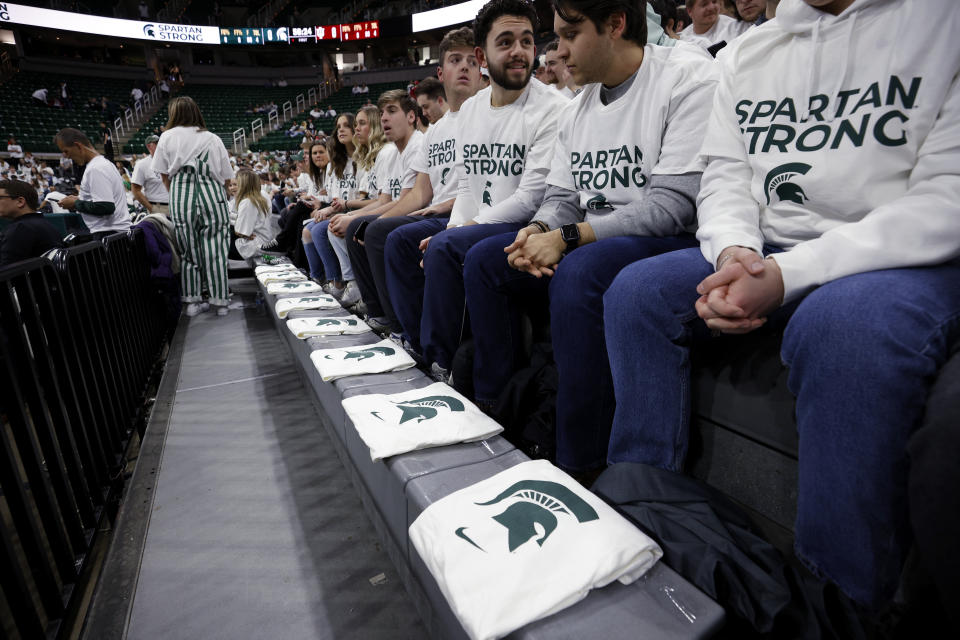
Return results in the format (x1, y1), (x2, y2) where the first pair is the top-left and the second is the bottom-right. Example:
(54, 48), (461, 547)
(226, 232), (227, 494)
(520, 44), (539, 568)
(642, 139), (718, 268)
(216, 306), (229, 317)
(184, 302), (209, 317)
(327, 282), (346, 299)
(340, 280), (361, 306)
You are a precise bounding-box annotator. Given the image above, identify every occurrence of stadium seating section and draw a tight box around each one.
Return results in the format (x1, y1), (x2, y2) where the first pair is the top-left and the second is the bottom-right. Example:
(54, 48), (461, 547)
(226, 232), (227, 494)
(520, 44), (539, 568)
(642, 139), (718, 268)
(247, 81), (407, 153)
(1, 68), (410, 157)
(0, 71), (142, 153)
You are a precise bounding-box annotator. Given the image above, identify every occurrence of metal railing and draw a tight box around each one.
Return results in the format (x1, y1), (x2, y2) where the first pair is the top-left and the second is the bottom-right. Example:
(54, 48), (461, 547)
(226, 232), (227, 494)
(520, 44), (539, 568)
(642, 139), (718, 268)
(237, 81), (338, 150)
(0, 230), (168, 640)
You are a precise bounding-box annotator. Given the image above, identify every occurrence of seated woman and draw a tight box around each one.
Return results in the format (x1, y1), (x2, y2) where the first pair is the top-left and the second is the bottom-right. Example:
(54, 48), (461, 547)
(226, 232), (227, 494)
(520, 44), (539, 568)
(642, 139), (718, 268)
(233, 168), (278, 260)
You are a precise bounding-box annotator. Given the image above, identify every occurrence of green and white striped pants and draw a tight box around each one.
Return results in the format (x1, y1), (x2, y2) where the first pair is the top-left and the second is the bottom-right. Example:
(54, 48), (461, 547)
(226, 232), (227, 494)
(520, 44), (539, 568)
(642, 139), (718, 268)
(170, 163), (230, 305)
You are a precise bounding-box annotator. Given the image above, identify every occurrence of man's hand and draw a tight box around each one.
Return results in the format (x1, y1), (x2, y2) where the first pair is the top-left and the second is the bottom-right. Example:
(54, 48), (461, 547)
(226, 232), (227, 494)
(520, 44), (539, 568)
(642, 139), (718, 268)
(59, 195), (78, 210)
(695, 247), (784, 334)
(328, 213), (352, 237)
(409, 204), (442, 217)
(330, 198), (345, 213)
(418, 235), (433, 269)
(503, 225), (539, 258)
(508, 228), (564, 278)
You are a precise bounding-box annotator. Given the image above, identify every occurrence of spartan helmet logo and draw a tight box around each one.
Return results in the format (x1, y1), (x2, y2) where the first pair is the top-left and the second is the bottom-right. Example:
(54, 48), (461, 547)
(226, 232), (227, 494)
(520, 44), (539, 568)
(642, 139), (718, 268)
(455, 480), (599, 553)
(314, 319), (343, 327)
(390, 395), (465, 424)
(482, 181), (493, 206)
(324, 346), (396, 361)
(143, 24), (156, 38)
(441, 167), (450, 185)
(764, 162), (812, 205)
(586, 195), (612, 210)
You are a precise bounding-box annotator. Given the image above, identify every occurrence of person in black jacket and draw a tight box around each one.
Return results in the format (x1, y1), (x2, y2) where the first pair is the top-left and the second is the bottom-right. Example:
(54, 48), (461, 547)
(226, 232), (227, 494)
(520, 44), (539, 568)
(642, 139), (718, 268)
(0, 179), (63, 267)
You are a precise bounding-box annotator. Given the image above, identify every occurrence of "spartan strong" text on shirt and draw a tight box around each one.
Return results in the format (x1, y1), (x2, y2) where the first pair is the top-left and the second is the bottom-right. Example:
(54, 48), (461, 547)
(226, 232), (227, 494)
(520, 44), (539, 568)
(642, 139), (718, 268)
(462, 143), (526, 177)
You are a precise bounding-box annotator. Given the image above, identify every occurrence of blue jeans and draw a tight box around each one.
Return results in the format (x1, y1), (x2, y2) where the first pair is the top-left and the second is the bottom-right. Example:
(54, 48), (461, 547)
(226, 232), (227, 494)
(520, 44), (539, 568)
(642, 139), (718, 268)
(603, 247), (960, 609)
(306, 220), (341, 282)
(385, 218), (450, 352)
(421, 222), (523, 369)
(464, 233), (698, 471)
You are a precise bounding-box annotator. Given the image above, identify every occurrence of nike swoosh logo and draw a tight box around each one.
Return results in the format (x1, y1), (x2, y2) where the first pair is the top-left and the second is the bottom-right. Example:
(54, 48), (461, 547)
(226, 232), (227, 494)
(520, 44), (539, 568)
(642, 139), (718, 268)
(455, 527), (485, 552)
(370, 411), (383, 421)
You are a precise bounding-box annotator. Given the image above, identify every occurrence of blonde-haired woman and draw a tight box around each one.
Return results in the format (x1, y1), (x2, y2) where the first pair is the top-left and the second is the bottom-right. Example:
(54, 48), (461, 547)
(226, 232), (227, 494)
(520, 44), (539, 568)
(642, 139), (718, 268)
(153, 96), (235, 317)
(233, 168), (277, 259)
(346, 104), (387, 211)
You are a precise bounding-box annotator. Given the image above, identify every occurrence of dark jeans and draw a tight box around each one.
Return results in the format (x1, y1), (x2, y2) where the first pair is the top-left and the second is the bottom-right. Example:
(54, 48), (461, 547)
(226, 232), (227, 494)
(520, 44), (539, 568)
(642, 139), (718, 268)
(384, 217), (449, 353)
(420, 222), (523, 369)
(603, 247), (960, 609)
(348, 214), (441, 326)
(463, 232), (698, 471)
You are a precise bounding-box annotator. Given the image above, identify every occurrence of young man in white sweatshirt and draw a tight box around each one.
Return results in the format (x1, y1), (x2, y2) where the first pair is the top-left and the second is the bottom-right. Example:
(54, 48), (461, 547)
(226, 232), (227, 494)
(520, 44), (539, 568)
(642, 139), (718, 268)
(349, 28), (482, 336)
(462, 1), (717, 441)
(411, 0), (568, 379)
(603, 0), (960, 612)
(330, 89), (424, 316)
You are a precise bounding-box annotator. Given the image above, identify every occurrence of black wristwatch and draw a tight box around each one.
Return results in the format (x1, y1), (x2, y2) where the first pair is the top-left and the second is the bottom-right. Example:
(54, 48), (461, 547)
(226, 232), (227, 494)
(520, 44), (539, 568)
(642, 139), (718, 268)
(560, 223), (580, 255)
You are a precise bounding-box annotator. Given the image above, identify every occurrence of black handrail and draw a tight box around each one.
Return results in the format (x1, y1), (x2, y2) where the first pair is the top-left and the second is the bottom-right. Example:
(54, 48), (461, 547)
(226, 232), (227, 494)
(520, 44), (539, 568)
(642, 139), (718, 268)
(0, 229), (171, 639)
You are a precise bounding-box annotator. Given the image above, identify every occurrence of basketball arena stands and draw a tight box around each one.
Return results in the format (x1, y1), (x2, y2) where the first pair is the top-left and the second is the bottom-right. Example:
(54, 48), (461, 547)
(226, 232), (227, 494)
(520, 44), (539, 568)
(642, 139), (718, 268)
(1, 0), (958, 639)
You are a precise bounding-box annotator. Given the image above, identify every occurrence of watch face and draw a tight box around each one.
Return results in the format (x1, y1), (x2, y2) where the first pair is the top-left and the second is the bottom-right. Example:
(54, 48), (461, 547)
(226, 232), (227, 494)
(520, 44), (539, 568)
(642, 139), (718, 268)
(561, 224), (579, 243)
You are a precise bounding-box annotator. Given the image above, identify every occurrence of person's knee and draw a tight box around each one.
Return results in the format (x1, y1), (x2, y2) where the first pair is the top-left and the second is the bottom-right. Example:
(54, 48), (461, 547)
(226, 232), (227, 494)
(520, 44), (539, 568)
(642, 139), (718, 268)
(301, 227), (312, 242)
(464, 235), (509, 285)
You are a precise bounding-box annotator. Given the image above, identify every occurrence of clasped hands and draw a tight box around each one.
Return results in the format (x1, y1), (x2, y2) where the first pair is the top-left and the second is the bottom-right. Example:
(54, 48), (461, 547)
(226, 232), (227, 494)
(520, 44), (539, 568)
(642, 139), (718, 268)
(504, 226), (564, 278)
(696, 246), (785, 334)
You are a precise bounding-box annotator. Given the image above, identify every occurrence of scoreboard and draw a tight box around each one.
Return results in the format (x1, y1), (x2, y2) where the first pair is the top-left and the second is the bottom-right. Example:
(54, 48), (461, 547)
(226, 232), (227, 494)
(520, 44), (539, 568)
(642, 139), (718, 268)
(339, 21), (379, 41)
(217, 21), (380, 45)
(219, 27), (262, 45)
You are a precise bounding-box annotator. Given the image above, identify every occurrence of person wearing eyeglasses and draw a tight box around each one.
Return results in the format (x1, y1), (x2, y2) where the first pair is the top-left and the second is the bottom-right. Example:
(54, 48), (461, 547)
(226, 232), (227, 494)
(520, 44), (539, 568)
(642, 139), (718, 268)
(0, 179), (64, 267)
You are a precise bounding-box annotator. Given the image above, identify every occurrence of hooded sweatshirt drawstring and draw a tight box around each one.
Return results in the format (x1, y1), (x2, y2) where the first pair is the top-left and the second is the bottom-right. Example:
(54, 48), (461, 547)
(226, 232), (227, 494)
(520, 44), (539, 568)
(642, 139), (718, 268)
(800, 10), (858, 123)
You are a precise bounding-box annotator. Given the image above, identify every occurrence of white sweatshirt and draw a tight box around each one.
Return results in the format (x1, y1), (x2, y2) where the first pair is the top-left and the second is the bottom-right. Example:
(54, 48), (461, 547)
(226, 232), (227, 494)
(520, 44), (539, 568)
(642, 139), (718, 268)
(448, 81), (568, 227)
(377, 129), (424, 201)
(679, 15), (749, 50)
(696, 0), (960, 303)
(323, 159), (357, 203)
(410, 109), (461, 206)
(543, 43), (716, 239)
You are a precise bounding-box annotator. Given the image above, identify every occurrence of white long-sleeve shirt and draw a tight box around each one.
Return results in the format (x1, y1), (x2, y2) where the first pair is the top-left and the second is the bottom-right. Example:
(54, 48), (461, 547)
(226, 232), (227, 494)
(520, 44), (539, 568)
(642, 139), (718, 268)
(448, 80), (567, 227)
(696, 0), (960, 303)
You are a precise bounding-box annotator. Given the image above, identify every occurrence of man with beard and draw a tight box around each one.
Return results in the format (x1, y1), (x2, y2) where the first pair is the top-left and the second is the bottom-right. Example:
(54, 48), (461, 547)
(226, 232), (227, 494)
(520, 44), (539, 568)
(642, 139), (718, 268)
(407, 0), (567, 382)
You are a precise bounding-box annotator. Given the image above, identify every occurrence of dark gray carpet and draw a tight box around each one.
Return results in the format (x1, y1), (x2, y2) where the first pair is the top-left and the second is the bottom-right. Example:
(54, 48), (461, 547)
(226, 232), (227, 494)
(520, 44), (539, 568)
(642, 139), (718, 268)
(125, 284), (425, 640)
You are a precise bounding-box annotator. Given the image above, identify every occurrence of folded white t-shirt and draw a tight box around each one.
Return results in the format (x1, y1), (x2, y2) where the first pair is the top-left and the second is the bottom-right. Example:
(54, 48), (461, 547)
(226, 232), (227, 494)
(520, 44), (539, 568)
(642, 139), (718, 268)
(256, 271), (307, 284)
(409, 459), (663, 640)
(255, 264), (300, 275)
(266, 281), (323, 295)
(309, 338), (416, 382)
(341, 382), (503, 461)
(274, 294), (341, 319)
(287, 315), (371, 338)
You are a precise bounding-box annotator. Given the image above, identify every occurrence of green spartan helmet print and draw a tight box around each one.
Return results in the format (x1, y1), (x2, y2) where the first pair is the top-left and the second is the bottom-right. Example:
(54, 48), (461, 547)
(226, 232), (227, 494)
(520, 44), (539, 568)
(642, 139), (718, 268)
(459, 480), (600, 552)
(391, 395), (466, 424)
(482, 181), (493, 206)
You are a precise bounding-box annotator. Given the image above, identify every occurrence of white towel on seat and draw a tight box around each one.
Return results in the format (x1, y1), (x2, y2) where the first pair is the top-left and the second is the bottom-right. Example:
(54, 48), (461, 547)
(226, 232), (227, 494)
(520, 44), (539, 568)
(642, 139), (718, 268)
(341, 382), (503, 461)
(254, 264), (299, 275)
(310, 338), (417, 382)
(287, 315), (371, 338)
(257, 270), (307, 284)
(266, 280), (323, 295)
(408, 459), (663, 640)
(274, 295), (341, 318)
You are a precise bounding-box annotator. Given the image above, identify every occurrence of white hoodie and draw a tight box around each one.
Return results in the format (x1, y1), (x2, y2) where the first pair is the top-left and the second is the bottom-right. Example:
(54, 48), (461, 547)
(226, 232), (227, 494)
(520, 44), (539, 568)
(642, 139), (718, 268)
(696, 0), (960, 302)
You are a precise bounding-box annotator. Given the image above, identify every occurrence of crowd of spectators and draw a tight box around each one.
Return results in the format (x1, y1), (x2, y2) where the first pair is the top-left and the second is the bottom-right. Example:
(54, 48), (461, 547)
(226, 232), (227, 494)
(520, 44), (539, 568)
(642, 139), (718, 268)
(2, 2), (957, 635)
